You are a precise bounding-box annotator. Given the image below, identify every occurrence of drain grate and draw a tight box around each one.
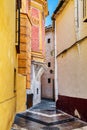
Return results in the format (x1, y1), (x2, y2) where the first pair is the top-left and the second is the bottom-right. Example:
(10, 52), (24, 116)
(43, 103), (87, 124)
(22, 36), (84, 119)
(42, 126), (60, 130)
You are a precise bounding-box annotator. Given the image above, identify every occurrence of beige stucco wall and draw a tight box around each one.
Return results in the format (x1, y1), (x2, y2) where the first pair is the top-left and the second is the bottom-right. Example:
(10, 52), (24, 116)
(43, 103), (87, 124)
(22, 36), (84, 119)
(56, 0), (76, 54)
(58, 38), (87, 99)
(55, 0), (87, 99)
(41, 28), (55, 99)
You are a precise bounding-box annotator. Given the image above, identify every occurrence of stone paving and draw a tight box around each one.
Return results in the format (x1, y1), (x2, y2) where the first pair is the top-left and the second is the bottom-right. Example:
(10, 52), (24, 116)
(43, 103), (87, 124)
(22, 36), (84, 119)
(11, 100), (87, 130)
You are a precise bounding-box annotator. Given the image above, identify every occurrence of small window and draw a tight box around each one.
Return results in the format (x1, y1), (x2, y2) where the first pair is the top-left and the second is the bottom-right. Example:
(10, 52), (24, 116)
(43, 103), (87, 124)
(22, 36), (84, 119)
(42, 12), (44, 19)
(48, 78), (51, 83)
(48, 62), (51, 67)
(50, 70), (53, 74)
(50, 50), (54, 56)
(37, 88), (39, 94)
(16, 0), (22, 9)
(48, 38), (50, 43)
(14, 68), (16, 93)
(83, 0), (86, 18)
(83, 0), (87, 22)
(16, 0), (22, 53)
(28, 0), (31, 10)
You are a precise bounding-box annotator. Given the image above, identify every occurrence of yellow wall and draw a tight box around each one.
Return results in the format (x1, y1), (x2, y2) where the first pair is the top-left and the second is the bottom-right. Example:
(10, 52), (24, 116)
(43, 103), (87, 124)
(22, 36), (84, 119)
(56, 0), (76, 54)
(0, 0), (26, 130)
(16, 74), (26, 113)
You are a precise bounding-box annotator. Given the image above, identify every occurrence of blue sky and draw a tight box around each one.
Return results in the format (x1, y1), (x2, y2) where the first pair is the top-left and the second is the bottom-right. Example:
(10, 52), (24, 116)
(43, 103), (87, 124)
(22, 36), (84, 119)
(45, 0), (59, 26)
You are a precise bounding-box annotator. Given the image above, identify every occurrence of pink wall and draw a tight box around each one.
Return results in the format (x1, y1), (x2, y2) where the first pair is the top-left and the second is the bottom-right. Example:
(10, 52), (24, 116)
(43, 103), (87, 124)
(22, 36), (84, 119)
(31, 7), (45, 55)
(31, 7), (39, 52)
(31, 26), (39, 52)
(31, 8), (39, 18)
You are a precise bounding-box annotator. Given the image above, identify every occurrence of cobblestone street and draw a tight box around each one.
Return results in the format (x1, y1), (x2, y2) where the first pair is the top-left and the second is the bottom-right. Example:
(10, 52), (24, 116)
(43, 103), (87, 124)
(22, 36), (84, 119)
(12, 100), (87, 130)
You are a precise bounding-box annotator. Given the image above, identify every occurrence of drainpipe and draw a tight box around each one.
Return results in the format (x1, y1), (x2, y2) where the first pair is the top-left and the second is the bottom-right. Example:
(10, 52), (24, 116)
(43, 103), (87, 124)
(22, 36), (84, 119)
(74, 0), (79, 41)
(74, 0), (81, 55)
(54, 20), (58, 101)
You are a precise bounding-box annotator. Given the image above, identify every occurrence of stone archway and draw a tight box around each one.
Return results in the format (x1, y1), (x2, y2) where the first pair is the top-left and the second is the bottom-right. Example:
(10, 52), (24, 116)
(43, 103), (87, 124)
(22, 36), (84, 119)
(27, 61), (47, 106)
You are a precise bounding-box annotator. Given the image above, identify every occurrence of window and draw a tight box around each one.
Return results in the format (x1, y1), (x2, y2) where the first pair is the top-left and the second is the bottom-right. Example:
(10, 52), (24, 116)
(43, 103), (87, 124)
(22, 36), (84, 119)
(16, 0), (22, 53)
(37, 88), (39, 94)
(28, 0), (31, 10)
(48, 38), (50, 43)
(48, 78), (51, 83)
(16, 0), (22, 9)
(50, 70), (53, 74)
(14, 68), (16, 93)
(42, 12), (44, 19)
(50, 50), (54, 56)
(48, 62), (51, 67)
(83, 0), (86, 18)
(83, 0), (87, 22)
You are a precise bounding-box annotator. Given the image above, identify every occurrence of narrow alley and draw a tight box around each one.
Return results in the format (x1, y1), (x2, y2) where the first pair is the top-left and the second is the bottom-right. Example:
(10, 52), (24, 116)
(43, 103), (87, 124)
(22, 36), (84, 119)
(12, 100), (87, 130)
(1, 0), (87, 129)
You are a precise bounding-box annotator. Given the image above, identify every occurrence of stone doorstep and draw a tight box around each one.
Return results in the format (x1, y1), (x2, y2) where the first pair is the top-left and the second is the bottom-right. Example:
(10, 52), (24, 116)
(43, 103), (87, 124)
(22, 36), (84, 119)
(72, 126), (87, 130)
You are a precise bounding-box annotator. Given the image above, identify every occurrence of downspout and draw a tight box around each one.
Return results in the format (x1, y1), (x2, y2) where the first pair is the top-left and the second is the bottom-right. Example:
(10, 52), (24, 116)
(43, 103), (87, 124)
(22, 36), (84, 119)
(74, 0), (79, 41)
(74, 0), (80, 55)
(54, 20), (58, 101)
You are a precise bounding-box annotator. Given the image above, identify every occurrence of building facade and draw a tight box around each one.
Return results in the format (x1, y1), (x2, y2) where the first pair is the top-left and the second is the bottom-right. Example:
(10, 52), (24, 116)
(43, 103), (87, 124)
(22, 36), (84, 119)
(52, 0), (87, 122)
(41, 26), (55, 100)
(0, 0), (31, 129)
(26, 0), (48, 106)
(18, 0), (32, 108)
(18, 0), (31, 90)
